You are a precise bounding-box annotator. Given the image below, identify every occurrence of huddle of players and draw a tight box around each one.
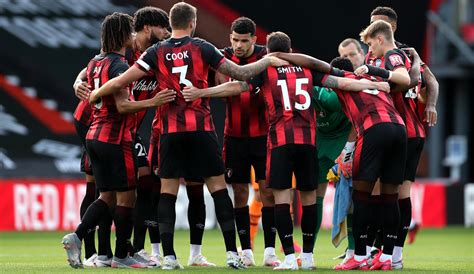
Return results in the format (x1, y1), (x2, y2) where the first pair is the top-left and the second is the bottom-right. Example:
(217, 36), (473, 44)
(63, 2), (438, 271)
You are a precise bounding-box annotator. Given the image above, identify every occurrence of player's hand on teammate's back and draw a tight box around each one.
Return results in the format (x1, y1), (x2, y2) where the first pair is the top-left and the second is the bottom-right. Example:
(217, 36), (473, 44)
(265, 56), (290, 67)
(151, 88), (176, 106)
(354, 65), (369, 76)
(402, 47), (419, 60)
(182, 86), (201, 102)
(74, 81), (91, 101)
(377, 81), (391, 93)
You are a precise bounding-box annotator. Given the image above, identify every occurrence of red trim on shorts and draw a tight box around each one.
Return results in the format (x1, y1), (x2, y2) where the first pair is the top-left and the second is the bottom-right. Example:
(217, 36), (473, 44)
(122, 142), (137, 188)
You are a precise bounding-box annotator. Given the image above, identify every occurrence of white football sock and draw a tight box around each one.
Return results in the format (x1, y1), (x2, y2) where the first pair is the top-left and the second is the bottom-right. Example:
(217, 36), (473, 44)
(392, 246), (403, 262)
(189, 244), (202, 259)
(151, 243), (161, 256)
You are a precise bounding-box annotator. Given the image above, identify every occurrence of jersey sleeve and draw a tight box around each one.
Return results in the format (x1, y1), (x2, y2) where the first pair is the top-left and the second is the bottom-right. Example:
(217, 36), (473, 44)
(313, 86), (342, 113)
(384, 49), (407, 71)
(108, 60), (129, 79)
(201, 41), (225, 70)
(246, 72), (264, 95)
(135, 43), (159, 73)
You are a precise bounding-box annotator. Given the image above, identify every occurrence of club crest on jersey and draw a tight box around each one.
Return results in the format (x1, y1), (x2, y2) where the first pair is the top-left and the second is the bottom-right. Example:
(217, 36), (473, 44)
(405, 87), (418, 99)
(226, 168), (233, 178)
(389, 54), (404, 67)
(375, 59), (382, 67)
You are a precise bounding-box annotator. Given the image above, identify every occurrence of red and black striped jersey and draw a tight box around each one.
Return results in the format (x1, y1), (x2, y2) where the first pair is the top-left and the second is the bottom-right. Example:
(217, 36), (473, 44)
(124, 48), (159, 130)
(332, 71), (405, 136)
(73, 59), (98, 126)
(86, 53), (137, 144)
(135, 36), (225, 134)
(247, 65), (324, 149)
(366, 47), (426, 138)
(73, 100), (93, 126)
(221, 45), (268, 137)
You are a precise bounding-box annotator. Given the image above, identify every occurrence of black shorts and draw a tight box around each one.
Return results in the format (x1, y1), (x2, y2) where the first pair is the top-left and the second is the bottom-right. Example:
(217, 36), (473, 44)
(74, 120), (93, 175)
(86, 139), (138, 192)
(267, 144), (318, 191)
(404, 138), (425, 182)
(353, 123), (407, 185)
(134, 134), (149, 168)
(159, 131), (225, 179)
(223, 135), (267, 184)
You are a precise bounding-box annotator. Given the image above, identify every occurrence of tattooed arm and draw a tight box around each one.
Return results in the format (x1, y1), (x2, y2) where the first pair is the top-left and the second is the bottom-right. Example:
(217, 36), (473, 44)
(216, 57), (288, 81)
(322, 75), (390, 92)
(182, 81), (249, 102)
(269, 52), (333, 73)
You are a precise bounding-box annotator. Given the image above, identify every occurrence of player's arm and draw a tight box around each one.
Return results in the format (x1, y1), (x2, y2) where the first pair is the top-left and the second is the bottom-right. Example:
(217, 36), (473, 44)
(267, 52), (333, 73)
(89, 66), (146, 104)
(320, 74), (390, 93)
(73, 67), (90, 101)
(183, 81), (249, 102)
(114, 87), (176, 113)
(421, 65), (439, 126)
(216, 57), (287, 81)
(355, 51), (412, 87)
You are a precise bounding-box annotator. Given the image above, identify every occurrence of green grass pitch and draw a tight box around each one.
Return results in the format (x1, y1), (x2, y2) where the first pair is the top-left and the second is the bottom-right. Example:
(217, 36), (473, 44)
(1, 227), (473, 273)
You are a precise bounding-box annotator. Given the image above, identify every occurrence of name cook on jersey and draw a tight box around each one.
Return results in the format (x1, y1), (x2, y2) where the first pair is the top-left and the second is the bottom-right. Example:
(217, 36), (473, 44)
(166, 50), (189, 61)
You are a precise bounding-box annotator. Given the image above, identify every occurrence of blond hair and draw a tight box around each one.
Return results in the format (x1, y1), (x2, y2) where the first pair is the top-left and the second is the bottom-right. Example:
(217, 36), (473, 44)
(360, 20), (394, 43)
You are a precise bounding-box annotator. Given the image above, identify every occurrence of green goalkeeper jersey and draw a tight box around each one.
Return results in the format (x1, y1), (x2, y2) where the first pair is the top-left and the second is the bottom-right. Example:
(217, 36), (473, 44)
(313, 86), (351, 183)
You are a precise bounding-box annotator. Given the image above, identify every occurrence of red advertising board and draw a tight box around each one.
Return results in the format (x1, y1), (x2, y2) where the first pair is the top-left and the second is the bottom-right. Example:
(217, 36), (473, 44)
(0, 179), (447, 231)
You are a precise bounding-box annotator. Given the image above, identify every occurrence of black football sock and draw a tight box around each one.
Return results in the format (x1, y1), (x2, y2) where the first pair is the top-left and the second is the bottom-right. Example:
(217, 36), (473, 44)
(381, 193), (400, 255)
(395, 197), (412, 247)
(133, 175), (153, 252)
(81, 182), (97, 259)
(234, 205), (251, 250)
(301, 203), (317, 253)
(261, 206), (276, 248)
(352, 190), (371, 257)
(75, 199), (108, 241)
(158, 193), (177, 257)
(186, 185), (206, 245)
(149, 180), (161, 244)
(113, 206), (134, 259)
(97, 206), (113, 258)
(211, 189), (237, 252)
(366, 195), (382, 248)
(274, 203), (294, 255)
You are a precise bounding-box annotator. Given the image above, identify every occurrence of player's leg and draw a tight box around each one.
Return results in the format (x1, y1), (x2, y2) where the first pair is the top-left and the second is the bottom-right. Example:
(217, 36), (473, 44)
(366, 181), (383, 263)
(62, 139), (116, 269)
(147, 138), (161, 265)
(81, 173), (98, 265)
(338, 125), (385, 270)
(185, 180), (215, 267)
(268, 145), (298, 270)
(131, 135), (156, 267)
(74, 120), (98, 265)
(223, 136), (254, 265)
(392, 138), (423, 269)
(293, 144), (318, 270)
(370, 124), (407, 271)
(109, 141), (145, 269)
